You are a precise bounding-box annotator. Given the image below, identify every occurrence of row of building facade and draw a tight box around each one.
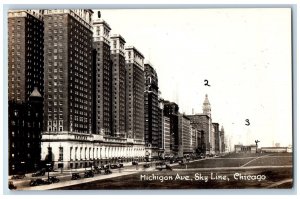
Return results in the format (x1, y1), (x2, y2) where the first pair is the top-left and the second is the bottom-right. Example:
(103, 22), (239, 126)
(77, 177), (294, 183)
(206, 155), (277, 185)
(8, 9), (226, 174)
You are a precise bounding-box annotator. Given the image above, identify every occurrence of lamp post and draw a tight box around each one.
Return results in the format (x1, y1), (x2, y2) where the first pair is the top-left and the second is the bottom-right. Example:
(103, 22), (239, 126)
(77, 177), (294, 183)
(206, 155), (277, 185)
(46, 163), (51, 181)
(255, 140), (260, 153)
(20, 161), (25, 176)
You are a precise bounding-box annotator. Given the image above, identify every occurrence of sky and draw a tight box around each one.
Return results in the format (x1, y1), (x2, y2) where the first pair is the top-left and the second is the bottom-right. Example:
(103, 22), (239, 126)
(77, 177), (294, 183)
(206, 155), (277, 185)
(94, 8), (292, 149)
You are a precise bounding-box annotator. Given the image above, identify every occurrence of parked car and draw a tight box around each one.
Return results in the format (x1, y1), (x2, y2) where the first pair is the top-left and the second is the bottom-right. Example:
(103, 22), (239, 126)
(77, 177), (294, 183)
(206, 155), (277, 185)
(104, 169), (112, 174)
(143, 164), (150, 168)
(9, 181), (17, 190)
(110, 164), (118, 169)
(132, 161), (138, 165)
(155, 162), (172, 171)
(29, 178), (50, 186)
(47, 176), (60, 184)
(11, 174), (25, 180)
(155, 162), (167, 170)
(71, 173), (81, 180)
(117, 163), (124, 168)
(93, 167), (102, 174)
(102, 164), (110, 169)
(32, 168), (46, 177)
(84, 170), (94, 178)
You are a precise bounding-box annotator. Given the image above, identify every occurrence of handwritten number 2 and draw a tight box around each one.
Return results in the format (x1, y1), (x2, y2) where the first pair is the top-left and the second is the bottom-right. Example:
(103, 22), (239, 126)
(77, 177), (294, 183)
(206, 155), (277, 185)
(204, 79), (210, 86)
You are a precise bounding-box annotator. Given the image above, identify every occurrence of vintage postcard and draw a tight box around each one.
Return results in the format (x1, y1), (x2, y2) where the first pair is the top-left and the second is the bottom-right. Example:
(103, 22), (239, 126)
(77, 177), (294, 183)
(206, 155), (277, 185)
(7, 8), (293, 191)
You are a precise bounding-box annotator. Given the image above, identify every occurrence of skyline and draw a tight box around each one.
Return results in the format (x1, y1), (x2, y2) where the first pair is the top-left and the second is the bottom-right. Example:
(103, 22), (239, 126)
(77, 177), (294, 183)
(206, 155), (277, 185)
(94, 8), (292, 148)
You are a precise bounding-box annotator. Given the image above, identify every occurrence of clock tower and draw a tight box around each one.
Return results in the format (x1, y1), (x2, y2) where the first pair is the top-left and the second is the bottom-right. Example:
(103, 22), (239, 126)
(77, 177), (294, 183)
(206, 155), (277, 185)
(202, 94), (211, 117)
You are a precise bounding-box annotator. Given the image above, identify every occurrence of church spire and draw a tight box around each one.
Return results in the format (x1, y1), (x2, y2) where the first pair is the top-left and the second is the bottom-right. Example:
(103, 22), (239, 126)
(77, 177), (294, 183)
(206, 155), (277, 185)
(203, 94), (211, 116)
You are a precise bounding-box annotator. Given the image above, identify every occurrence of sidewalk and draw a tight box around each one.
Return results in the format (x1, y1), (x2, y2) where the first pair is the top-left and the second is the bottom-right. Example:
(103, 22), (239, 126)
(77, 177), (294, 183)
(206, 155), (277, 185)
(17, 169), (153, 190)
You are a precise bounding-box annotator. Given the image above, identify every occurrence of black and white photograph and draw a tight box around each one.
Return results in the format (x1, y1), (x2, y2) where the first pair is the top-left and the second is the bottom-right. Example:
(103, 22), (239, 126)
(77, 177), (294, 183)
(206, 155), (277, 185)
(6, 6), (294, 191)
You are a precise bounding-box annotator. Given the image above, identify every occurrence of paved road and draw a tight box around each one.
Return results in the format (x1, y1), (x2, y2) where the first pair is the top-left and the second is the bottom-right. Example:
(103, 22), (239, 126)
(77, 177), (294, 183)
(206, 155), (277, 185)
(18, 169), (153, 190)
(10, 155), (293, 190)
(12, 162), (155, 190)
(267, 179), (293, 188)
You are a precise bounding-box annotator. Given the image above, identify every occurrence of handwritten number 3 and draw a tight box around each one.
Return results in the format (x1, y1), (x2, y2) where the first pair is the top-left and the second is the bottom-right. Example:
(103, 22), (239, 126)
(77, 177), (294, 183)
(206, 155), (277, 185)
(245, 119), (250, 126)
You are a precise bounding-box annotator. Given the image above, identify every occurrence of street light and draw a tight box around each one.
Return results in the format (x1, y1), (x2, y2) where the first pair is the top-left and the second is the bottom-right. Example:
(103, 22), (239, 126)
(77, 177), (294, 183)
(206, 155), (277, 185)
(46, 163), (51, 181)
(20, 161), (25, 176)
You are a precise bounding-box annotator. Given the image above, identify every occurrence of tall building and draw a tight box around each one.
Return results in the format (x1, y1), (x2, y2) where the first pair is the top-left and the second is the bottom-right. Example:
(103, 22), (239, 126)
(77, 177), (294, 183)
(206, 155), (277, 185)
(202, 94), (215, 154)
(163, 101), (179, 155)
(144, 62), (160, 158)
(110, 34), (126, 138)
(41, 9), (94, 169)
(187, 114), (209, 154)
(9, 88), (43, 175)
(93, 16), (113, 136)
(191, 126), (198, 152)
(220, 126), (225, 152)
(163, 116), (171, 157)
(8, 10), (44, 174)
(157, 98), (164, 156)
(178, 114), (192, 156)
(8, 10), (44, 102)
(92, 16), (145, 164)
(213, 123), (220, 154)
(8, 10), (44, 103)
(125, 46), (145, 141)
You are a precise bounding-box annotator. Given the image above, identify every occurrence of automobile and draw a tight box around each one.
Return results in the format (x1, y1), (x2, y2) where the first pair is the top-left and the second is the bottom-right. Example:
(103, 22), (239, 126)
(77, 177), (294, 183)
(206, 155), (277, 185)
(117, 163), (124, 168)
(156, 162), (173, 171)
(143, 164), (150, 168)
(29, 178), (50, 186)
(132, 161), (139, 165)
(84, 170), (94, 178)
(93, 167), (102, 174)
(71, 172), (81, 180)
(32, 168), (46, 177)
(177, 158), (184, 164)
(179, 161), (186, 166)
(9, 181), (17, 190)
(110, 164), (118, 169)
(101, 164), (110, 169)
(11, 174), (25, 180)
(47, 176), (60, 184)
(104, 169), (112, 174)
